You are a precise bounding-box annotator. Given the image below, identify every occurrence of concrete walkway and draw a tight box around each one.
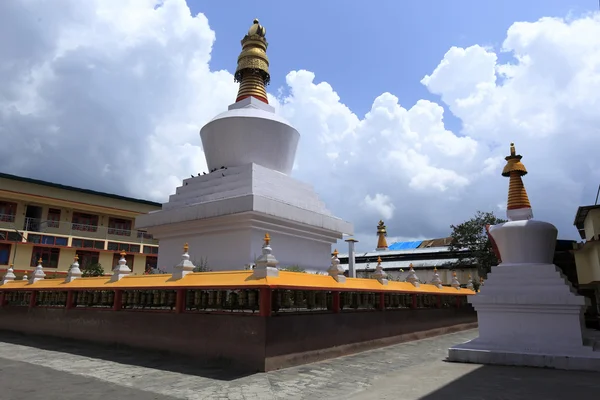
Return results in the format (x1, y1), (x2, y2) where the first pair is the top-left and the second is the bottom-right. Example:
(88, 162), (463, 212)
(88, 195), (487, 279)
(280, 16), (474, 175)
(0, 329), (598, 400)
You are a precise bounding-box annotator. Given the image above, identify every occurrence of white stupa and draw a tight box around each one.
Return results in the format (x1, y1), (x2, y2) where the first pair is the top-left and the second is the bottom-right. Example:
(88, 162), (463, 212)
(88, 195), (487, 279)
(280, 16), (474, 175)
(448, 143), (600, 371)
(136, 19), (353, 272)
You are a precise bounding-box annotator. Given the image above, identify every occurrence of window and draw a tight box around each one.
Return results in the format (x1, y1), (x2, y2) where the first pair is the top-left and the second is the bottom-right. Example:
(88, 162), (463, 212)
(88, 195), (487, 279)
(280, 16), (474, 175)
(31, 246), (60, 268)
(71, 212), (98, 232)
(137, 230), (154, 240)
(145, 256), (158, 272)
(108, 218), (132, 236)
(0, 230), (21, 242)
(0, 201), (17, 223)
(76, 250), (100, 268)
(107, 242), (140, 253)
(143, 245), (159, 255)
(27, 234), (68, 247)
(0, 243), (11, 265)
(47, 208), (61, 228)
(72, 238), (105, 250)
(112, 252), (135, 271)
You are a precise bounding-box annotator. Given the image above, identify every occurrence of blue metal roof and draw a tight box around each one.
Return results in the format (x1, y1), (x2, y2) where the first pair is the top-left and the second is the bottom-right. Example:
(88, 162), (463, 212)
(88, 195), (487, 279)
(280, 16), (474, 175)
(388, 241), (423, 250)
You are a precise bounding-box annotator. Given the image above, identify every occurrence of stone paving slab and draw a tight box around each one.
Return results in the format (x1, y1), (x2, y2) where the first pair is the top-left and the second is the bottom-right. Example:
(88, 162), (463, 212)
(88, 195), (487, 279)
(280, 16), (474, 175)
(0, 329), (599, 399)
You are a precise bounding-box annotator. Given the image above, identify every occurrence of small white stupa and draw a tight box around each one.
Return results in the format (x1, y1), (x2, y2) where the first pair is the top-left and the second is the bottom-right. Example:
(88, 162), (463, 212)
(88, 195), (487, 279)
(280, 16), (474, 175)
(448, 143), (600, 371)
(1, 264), (16, 285)
(30, 258), (46, 283)
(135, 19), (352, 273)
(110, 251), (131, 282)
(172, 243), (196, 280)
(65, 255), (82, 283)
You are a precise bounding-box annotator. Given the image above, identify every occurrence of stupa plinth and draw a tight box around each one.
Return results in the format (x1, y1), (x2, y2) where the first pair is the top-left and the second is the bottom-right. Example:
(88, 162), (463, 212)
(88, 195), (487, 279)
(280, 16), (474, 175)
(448, 143), (600, 371)
(135, 19), (353, 272)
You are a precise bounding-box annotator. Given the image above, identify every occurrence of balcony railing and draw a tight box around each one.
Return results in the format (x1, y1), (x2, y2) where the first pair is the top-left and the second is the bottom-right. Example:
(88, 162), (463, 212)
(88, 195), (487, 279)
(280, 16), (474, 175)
(20, 217), (158, 245)
(0, 213), (16, 224)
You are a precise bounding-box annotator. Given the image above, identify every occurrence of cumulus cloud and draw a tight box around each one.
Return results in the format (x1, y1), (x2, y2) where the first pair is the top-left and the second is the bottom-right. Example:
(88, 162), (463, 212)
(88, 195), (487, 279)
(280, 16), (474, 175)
(1, 1), (599, 251)
(362, 194), (396, 220)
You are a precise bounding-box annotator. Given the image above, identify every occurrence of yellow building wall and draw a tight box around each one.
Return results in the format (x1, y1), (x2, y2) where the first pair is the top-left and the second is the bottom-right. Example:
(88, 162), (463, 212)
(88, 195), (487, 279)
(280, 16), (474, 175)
(575, 245), (600, 285)
(0, 176), (160, 216)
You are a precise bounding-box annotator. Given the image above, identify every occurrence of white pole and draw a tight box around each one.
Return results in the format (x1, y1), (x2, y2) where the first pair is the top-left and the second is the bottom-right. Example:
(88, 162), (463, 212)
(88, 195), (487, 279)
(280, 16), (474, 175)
(345, 238), (358, 278)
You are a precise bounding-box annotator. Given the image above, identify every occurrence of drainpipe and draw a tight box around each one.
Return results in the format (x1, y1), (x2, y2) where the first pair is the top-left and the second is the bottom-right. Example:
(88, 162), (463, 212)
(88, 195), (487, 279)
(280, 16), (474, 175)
(345, 238), (358, 278)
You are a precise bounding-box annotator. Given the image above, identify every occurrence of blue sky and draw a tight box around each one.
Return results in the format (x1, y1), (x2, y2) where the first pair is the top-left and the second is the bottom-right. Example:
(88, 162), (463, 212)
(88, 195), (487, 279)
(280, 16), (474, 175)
(191, 0), (599, 134)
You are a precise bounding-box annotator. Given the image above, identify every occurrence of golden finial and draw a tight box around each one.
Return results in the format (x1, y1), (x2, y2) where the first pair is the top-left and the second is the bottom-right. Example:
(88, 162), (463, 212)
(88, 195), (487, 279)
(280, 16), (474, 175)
(120, 251), (127, 257)
(501, 142), (531, 212)
(264, 233), (271, 246)
(234, 18), (270, 104)
(183, 243), (189, 253)
(409, 263), (414, 269)
(502, 142), (527, 177)
(9, 263), (13, 268)
(377, 256), (382, 264)
(74, 255), (79, 262)
(468, 274), (472, 279)
(376, 220), (388, 250)
(248, 19), (266, 37)
(433, 267), (438, 272)
(332, 249), (339, 257)
(37, 258), (42, 264)
(453, 271), (457, 277)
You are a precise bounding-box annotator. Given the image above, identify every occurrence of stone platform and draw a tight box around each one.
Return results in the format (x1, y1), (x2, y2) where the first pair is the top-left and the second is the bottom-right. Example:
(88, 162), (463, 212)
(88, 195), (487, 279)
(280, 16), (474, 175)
(1, 329), (599, 400)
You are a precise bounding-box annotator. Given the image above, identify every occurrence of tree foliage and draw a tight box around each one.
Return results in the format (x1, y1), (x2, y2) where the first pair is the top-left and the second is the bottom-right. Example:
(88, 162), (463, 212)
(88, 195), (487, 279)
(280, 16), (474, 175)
(448, 211), (506, 278)
(280, 265), (306, 273)
(81, 263), (105, 277)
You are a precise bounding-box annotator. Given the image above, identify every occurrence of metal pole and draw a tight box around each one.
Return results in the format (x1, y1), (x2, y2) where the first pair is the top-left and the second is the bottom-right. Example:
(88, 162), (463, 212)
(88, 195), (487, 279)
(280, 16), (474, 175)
(595, 184), (600, 205)
(345, 238), (358, 278)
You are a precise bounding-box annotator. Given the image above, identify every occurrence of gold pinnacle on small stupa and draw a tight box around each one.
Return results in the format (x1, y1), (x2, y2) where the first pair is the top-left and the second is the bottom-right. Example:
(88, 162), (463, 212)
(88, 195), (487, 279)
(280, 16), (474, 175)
(333, 249), (339, 258)
(74, 255), (79, 262)
(376, 220), (388, 250)
(234, 19), (270, 104)
(183, 243), (189, 253)
(264, 232), (271, 246)
(37, 258), (42, 265)
(502, 142), (531, 211)
(120, 251), (127, 258)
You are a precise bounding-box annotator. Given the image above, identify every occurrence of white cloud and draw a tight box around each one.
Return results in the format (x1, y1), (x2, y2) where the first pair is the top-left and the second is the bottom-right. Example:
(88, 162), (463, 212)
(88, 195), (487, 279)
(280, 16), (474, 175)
(1, 1), (599, 252)
(362, 194), (396, 220)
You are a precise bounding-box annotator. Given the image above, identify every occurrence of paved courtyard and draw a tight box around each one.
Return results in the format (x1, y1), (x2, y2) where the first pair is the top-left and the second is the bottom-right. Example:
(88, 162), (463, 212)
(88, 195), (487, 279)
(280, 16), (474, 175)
(0, 329), (598, 400)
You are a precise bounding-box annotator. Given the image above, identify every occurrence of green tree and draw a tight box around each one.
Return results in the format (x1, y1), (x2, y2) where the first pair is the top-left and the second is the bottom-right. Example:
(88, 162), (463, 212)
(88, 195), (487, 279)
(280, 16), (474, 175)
(448, 211), (506, 278)
(82, 263), (105, 277)
(280, 265), (306, 273)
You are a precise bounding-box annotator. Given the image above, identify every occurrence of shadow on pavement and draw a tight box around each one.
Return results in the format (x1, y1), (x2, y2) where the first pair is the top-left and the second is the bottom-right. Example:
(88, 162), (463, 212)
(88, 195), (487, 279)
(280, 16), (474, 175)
(421, 361), (600, 400)
(0, 330), (254, 381)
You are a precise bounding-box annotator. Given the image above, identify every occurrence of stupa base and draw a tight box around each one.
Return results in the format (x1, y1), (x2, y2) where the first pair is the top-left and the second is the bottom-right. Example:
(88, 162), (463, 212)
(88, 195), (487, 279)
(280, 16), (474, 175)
(448, 336), (600, 372)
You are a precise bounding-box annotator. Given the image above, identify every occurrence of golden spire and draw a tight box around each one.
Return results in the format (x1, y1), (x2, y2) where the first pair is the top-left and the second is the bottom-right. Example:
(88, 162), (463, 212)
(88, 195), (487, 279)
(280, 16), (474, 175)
(234, 19), (270, 104)
(333, 249), (339, 257)
(264, 232), (271, 246)
(74, 255), (79, 262)
(120, 251), (127, 257)
(37, 258), (42, 264)
(376, 220), (388, 250)
(183, 243), (189, 253)
(377, 256), (382, 264)
(501, 142), (531, 211)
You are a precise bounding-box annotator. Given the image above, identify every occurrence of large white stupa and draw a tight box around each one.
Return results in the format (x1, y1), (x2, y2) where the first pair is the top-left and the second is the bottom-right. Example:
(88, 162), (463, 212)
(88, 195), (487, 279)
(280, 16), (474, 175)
(136, 19), (353, 272)
(448, 143), (600, 371)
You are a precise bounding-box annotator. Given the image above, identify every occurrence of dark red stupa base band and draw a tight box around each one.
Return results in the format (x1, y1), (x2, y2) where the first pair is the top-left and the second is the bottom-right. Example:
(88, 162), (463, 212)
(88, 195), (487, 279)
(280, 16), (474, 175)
(236, 95), (269, 104)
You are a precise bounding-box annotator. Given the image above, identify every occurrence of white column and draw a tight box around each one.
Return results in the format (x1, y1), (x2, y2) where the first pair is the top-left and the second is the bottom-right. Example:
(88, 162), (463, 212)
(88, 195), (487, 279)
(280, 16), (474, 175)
(345, 238), (358, 278)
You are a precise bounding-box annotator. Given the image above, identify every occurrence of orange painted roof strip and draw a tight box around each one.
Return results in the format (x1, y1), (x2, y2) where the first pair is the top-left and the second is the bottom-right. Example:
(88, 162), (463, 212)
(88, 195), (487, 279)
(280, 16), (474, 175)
(0, 270), (475, 295)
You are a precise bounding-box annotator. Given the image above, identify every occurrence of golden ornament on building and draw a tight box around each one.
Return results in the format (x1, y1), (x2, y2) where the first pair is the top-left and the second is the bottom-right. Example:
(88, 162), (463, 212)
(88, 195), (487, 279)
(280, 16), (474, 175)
(501, 143), (531, 210)
(234, 19), (270, 104)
